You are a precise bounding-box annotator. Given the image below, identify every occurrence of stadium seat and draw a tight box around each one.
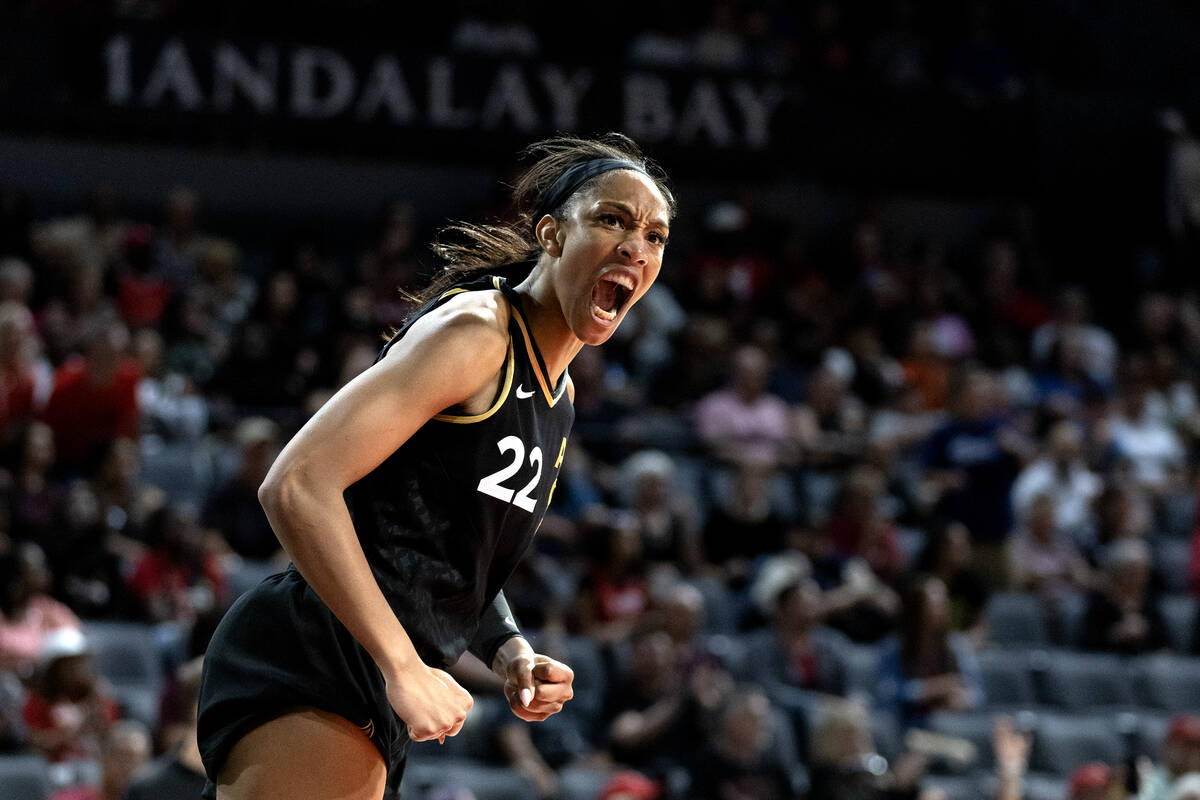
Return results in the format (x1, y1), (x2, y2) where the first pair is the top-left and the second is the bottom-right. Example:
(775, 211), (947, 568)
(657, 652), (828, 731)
(919, 773), (986, 800)
(1033, 650), (1138, 711)
(1137, 654), (1200, 712)
(559, 767), (614, 800)
(1156, 538), (1192, 595)
(1053, 591), (1088, 648)
(82, 621), (164, 714)
(138, 438), (215, 510)
(976, 649), (1038, 709)
(402, 757), (538, 800)
(1159, 595), (1197, 653)
(986, 593), (1049, 647)
(0, 755), (50, 800)
(226, 557), (282, 599)
(1030, 713), (1126, 776)
(684, 575), (741, 635)
(840, 642), (881, 700)
(926, 710), (997, 771)
(1023, 772), (1070, 800)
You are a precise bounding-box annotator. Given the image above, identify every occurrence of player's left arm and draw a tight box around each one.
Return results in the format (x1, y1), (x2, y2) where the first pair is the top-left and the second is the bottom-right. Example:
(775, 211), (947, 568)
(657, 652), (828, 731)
(483, 602), (574, 722)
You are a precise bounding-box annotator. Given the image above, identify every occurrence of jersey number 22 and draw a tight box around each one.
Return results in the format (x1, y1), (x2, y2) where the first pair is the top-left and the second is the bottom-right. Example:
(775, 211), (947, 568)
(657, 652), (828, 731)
(477, 435), (542, 512)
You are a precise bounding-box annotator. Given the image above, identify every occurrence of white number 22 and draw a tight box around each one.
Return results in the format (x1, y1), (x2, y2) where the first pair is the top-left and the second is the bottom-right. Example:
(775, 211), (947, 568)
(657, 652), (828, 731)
(477, 435), (542, 512)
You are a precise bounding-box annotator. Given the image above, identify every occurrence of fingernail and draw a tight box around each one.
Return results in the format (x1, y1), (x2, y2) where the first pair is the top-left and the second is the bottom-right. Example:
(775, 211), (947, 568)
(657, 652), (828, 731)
(520, 688), (533, 707)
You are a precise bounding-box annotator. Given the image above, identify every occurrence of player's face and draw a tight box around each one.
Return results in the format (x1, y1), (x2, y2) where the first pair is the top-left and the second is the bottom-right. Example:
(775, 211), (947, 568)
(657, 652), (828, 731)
(551, 170), (670, 345)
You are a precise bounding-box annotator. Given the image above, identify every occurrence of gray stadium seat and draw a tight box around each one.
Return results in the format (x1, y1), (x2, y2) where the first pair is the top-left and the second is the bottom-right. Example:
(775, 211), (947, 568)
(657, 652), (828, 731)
(0, 755), (50, 800)
(1054, 590), (1088, 648)
(1156, 538), (1192, 595)
(1023, 772), (1070, 800)
(559, 767), (614, 800)
(1034, 650), (1138, 711)
(402, 757), (538, 800)
(1137, 654), (1200, 712)
(977, 649), (1038, 709)
(1159, 595), (1197, 653)
(986, 593), (1049, 647)
(926, 710), (996, 771)
(1030, 713), (1126, 776)
(684, 575), (740, 635)
(919, 773), (986, 800)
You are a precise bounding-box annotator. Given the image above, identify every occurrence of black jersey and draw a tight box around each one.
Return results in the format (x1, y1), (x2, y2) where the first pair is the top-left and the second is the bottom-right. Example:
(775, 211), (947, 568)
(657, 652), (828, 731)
(343, 274), (574, 668)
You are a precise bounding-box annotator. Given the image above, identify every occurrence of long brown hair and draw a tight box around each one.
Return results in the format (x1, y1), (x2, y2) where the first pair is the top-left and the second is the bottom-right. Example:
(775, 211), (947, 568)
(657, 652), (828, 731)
(402, 132), (676, 312)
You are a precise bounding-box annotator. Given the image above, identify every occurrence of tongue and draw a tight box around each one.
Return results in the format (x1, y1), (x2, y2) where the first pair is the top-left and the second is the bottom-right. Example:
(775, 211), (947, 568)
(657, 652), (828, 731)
(593, 280), (619, 313)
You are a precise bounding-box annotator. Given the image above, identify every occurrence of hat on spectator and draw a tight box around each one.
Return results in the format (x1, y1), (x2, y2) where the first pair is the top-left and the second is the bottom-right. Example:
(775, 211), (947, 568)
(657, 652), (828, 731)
(750, 552), (812, 618)
(235, 416), (279, 449)
(1068, 762), (1110, 798)
(40, 627), (89, 665)
(599, 770), (662, 800)
(1171, 773), (1200, 800)
(1169, 714), (1200, 744)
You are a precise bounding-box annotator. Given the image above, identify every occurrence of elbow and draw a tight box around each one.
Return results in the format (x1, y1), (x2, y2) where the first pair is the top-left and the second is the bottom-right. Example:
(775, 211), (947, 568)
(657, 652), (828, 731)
(258, 467), (302, 521)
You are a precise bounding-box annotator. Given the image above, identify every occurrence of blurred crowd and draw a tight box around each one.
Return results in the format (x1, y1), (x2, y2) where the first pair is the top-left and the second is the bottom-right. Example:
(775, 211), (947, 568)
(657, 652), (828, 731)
(0, 153), (1198, 800)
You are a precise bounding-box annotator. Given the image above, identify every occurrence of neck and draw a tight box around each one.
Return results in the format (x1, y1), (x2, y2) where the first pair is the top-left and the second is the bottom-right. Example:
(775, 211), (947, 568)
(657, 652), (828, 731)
(514, 263), (584, 385)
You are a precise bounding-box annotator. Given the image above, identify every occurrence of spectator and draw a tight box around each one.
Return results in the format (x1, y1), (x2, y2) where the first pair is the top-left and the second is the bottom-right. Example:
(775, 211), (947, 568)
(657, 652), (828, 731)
(40, 316), (141, 474)
(1011, 419), (1103, 538)
(1008, 491), (1095, 597)
(48, 719), (151, 800)
(807, 697), (930, 800)
(1105, 354), (1186, 497)
(1080, 538), (1169, 655)
(917, 521), (990, 643)
(694, 344), (791, 468)
(115, 224), (172, 330)
(1068, 762), (1115, 800)
(572, 510), (651, 646)
(702, 460), (792, 586)
(598, 770), (662, 800)
(202, 416), (283, 561)
(154, 186), (203, 292)
(877, 574), (983, 730)
(4, 419), (65, 550)
(0, 542), (81, 677)
(133, 327), (207, 444)
(23, 628), (120, 764)
(126, 503), (228, 625)
(689, 686), (801, 800)
(921, 366), (1028, 587)
(618, 450), (703, 575)
(0, 300), (45, 439)
(124, 657), (208, 800)
(1138, 714), (1200, 800)
(1032, 286), (1118, 387)
(823, 464), (904, 583)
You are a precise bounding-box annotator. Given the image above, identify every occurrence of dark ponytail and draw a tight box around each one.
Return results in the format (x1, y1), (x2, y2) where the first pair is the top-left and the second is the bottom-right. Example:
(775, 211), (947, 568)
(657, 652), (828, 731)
(402, 132), (675, 312)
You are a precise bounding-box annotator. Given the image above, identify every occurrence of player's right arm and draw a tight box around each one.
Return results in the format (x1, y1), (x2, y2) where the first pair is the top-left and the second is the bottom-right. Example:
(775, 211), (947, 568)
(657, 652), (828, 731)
(257, 290), (510, 742)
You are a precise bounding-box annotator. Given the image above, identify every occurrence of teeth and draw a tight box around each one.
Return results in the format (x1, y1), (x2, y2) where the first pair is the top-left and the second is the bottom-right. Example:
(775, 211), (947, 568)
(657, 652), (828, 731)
(593, 304), (617, 321)
(607, 274), (635, 291)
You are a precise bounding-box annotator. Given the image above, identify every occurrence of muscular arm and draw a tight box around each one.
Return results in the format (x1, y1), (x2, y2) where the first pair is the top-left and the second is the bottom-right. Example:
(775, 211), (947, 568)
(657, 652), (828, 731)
(257, 291), (508, 722)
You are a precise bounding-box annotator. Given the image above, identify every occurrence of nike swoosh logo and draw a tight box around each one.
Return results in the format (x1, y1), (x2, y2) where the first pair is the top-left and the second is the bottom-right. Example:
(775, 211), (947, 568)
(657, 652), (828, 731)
(503, 615), (515, 628)
(515, 385), (535, 399)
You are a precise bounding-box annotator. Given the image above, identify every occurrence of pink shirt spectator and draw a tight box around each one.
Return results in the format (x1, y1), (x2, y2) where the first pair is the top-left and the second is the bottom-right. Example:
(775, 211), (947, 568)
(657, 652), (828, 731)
(694, 387), (790, 466)
(0, 595), (81, 675)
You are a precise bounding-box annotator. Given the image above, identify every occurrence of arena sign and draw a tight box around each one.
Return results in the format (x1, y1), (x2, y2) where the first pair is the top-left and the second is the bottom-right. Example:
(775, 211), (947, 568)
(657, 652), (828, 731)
(99, 32), (792, 153)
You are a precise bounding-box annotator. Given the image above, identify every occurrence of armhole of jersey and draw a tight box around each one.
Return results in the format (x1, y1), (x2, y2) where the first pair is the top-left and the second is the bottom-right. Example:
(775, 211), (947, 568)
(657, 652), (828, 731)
(432, 279), (515, 424)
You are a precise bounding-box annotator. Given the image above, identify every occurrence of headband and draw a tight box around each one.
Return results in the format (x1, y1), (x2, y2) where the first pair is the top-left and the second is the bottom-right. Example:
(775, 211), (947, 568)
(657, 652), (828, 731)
(532, 157), (645, 233)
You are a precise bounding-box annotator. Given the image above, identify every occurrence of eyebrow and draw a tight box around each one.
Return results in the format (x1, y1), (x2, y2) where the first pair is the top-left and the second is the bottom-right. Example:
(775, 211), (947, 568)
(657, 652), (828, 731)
(597, 201), (670, 232)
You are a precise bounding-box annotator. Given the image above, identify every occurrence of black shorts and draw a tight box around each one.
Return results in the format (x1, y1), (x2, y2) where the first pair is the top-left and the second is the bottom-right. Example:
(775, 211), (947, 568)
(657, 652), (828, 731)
(197, 568), (411, 799)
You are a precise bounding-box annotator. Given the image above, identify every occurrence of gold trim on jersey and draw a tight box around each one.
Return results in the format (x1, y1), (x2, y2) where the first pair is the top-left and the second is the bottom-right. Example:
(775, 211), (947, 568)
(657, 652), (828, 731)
(432, 338), (515, 424)
(509, 308), (569, 407)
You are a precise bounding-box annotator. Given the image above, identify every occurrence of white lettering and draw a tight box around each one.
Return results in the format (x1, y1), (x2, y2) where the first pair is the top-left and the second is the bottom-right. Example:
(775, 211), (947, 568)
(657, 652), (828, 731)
(539, 66), (592, 129)
(730, 82), (783, 149)
(481, 64), (538, 131)
(677, 79), (733, 147)
(213, 42), (278, 113)
(290, 47), (356, 119)
(428, 57), (474, 128)
(623, 74), (673, 142)
(103, 35), (133, 106)
(142, 39), (204, 110)
(356, 56), (416, 123)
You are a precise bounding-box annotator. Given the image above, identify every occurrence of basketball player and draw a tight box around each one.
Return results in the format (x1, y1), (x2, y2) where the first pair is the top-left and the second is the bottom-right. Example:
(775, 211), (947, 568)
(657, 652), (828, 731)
(196, 134), (676, 800)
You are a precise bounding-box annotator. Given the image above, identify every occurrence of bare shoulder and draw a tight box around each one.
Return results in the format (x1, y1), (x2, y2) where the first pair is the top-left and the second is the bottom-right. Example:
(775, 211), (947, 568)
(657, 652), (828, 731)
(383, 288), (510, 367)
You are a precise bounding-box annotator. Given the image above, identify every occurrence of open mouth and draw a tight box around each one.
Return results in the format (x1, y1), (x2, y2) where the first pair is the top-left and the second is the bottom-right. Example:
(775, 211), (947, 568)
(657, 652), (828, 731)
(590, 273), (636, 322)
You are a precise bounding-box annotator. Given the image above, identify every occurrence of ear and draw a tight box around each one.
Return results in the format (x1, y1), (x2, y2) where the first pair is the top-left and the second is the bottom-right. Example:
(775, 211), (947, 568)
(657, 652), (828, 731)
(534, 214), (564, 258)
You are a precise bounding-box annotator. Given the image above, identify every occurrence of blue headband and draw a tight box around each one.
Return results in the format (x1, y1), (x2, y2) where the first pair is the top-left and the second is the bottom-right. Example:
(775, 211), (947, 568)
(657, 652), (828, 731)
(533, 157), (644, 232)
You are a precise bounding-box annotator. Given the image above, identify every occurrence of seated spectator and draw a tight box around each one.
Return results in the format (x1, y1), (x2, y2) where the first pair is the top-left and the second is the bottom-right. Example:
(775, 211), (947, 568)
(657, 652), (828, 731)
(133, 328), (207, 444)
(40, 316), (141, 475)
(619, 450), (703, 576)
(53, 480), (134, 620)
(917, 521), (989, 644)
(49, 719), (151, 800)
(807, 697), (930, 800)
(1138, 714), (1200, 800)
(702, 460), (792, 586)
(4, 419), (66, 551)
(23, 628), (120, 763)
(1008, 492), (1095, 599)
(0, 542), (82, 677)
(202, 417), (283, 561)
(694, 344), (791, 467)
(1105, 355), (1186, 497)
(1010, 419), (1102, 539)
(1080, 539), (1169, 656)
(824, 464), (903, 583)
(688, 686), (800, 800)
(1068, 762), (1116, 800)
(1031, 286), (1118, 387)
(792, 356), (868, 474)
(0, 667), (26, 752)
(124, 658), (207, 800)
(602, 623), (728, 782)
(115, 224), (172, 330)
(127, 503), (228, 625)
(0, 300), (45, 440)
(572, 510), (651, 646)
(877, 574), (983, 730)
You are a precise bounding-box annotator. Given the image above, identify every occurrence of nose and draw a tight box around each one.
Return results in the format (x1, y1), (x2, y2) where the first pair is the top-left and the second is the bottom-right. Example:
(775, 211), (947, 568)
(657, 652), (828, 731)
(617, 234), (650, 266)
